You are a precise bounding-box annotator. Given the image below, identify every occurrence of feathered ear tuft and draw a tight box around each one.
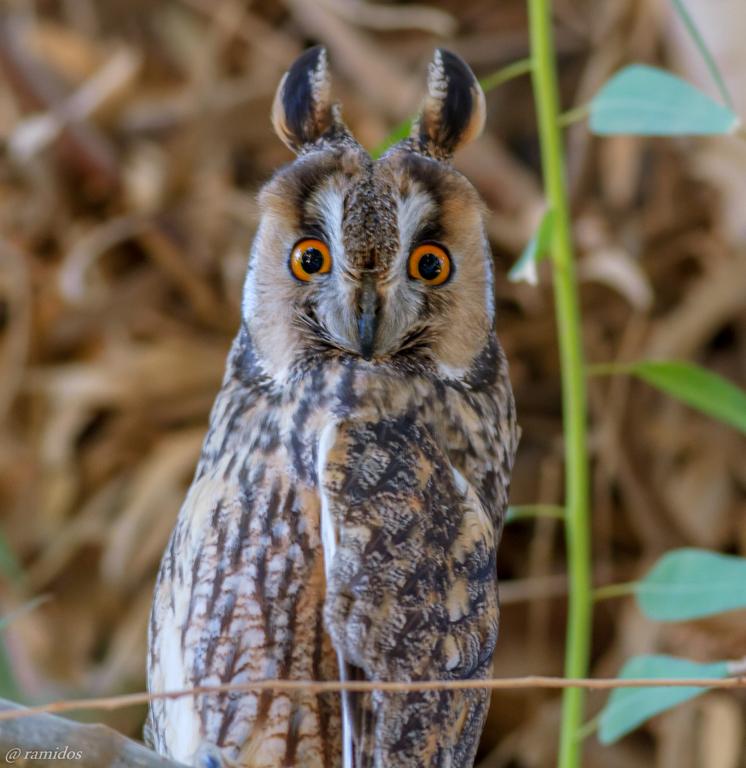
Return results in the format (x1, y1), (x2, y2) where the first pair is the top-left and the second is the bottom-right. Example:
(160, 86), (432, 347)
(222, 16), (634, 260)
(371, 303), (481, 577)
(272, 46), (347, 154)
(411, 49), (485, 160)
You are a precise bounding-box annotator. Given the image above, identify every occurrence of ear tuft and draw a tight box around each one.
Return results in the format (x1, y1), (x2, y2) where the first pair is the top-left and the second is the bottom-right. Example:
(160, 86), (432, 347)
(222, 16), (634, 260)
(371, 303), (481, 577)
(272, 46), (344, 153)
(412, 49), (485, 160)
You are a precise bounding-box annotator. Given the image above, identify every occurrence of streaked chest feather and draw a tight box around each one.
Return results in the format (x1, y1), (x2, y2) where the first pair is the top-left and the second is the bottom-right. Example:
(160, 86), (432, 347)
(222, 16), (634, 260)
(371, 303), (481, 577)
(148, 330), (516, 765)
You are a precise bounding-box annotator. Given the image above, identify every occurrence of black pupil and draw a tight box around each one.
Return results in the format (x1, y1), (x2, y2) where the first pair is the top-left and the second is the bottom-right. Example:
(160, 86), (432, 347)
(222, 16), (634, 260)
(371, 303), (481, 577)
(301, 247), (324, 273)
(418, 252), (442, 280)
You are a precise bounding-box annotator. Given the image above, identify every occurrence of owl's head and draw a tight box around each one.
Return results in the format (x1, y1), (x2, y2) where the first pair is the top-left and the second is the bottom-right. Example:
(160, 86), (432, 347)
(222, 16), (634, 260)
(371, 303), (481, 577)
(243, 46), (495, 381)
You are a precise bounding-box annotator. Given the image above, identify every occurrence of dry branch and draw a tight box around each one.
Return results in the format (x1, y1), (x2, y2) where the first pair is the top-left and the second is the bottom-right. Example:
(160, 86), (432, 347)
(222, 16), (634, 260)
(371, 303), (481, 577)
(1, 675), (745, 723)
(0, 698), (185, 768)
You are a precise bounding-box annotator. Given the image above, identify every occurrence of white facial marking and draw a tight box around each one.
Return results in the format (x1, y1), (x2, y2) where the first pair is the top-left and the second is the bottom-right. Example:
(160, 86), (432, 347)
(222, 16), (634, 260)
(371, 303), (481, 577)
(311, 182), (345, 263)
(482, 235), (495, 323)
(241, 238), (261, 320)
(397, 188), (436, 259)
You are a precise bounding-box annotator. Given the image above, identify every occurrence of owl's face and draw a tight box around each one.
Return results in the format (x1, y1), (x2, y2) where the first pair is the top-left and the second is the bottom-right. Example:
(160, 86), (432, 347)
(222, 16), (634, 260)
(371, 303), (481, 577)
(243, 47), (493, 382)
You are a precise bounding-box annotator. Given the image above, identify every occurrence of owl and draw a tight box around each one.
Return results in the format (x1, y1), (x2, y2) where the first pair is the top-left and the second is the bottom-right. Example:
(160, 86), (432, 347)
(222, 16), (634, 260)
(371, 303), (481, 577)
(147, 46), (518, 768)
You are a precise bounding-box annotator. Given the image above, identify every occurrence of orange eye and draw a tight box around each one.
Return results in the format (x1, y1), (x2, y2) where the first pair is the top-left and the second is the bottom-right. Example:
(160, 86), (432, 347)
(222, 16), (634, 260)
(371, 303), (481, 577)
(408, 243), (452, 286)
(290, 238), (332, 282)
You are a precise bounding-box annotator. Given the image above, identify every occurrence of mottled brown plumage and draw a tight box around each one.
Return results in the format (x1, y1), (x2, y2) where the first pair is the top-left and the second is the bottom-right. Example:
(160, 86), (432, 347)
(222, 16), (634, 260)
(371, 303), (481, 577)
(148, 46), (518, 768)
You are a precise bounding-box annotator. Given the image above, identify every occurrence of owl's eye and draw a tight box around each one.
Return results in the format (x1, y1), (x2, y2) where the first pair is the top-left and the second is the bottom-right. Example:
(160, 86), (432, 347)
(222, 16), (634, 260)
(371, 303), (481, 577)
(290, 239), (332, 281)
(408, 243), (452, 286)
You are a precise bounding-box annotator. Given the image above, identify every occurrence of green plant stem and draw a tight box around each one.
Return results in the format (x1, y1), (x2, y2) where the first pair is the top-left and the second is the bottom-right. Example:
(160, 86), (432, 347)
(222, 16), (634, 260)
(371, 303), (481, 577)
(505, 504), (565, 523)
(593, 581), (638, 602)
(558, 103), (590, 127)
(527, 2), (592, 767)
(575, 714), (601, 742)
(370, 57), (533, 159)
(479, 57), (533, 92)
(670, 0), (734, 109)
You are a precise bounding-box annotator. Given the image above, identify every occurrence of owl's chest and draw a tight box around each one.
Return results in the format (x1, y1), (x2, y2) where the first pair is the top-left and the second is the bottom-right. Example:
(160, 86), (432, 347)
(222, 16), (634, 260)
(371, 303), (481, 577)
(165, 406), (327, 686)
(208, 364), (485, 501)
(160, 366), (496, 685)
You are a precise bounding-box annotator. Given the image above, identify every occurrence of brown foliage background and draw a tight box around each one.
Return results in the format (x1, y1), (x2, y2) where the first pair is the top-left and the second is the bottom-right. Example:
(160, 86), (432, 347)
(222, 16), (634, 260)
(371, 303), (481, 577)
(0, 1), (744, 766)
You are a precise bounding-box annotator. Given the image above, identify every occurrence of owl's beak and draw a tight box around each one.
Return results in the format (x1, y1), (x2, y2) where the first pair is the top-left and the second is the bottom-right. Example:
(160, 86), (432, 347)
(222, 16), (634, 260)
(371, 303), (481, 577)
(357, 273), (378, 360)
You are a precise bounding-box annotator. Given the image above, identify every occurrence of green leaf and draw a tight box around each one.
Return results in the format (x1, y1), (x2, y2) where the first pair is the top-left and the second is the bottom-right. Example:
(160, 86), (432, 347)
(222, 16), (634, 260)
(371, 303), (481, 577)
(599, 655), (729, 744)
(669, 0), (734, 110)
(636, 548), (746, 621)
(590, 65), (739, 136)
(590, 361), (746, 434)
(508, 209), (554, 285)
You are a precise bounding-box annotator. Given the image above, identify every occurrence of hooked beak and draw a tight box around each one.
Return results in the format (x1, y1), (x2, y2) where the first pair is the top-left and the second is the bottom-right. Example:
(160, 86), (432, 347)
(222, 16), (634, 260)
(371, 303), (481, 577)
(357, 273), (378, 360)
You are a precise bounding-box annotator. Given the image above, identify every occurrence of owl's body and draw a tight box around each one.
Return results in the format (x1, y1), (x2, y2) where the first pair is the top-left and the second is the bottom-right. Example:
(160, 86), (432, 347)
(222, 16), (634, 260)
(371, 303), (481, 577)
(149, 47), (518, 768)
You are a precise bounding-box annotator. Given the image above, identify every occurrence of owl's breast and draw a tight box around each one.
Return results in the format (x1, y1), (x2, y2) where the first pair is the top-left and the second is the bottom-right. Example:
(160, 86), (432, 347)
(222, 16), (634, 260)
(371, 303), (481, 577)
(149, 336), (516, 766)
(149, 391), (343, 765)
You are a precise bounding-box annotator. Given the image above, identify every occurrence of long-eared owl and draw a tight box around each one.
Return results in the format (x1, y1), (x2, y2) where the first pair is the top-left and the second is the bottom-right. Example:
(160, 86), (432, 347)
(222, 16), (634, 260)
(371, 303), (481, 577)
(148, 46), (519, 768)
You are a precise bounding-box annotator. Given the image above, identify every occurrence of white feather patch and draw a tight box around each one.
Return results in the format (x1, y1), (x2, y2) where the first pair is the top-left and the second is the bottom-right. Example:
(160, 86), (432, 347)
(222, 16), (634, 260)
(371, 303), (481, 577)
(397, 189), (436, 257)
(317, 422), (339, 580)
(482, 235), (496, 323)
(311, 183), (345, 267)
(316, 422), (354, 768)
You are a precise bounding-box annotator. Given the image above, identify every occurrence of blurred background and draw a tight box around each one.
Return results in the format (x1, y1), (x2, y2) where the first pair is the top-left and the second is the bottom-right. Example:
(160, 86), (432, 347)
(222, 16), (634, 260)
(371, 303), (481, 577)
(0, 1), (744, 766)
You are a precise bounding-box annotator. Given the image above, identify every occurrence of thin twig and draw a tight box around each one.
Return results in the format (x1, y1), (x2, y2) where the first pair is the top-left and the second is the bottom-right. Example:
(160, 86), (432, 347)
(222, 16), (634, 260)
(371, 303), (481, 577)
(1, 675), (745, 722)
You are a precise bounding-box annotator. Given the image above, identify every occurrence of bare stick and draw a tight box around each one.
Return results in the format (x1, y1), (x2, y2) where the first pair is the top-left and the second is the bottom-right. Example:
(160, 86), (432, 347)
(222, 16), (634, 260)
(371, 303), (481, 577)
(1, 674), (745, 723)
(0, 698), (186, 767)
